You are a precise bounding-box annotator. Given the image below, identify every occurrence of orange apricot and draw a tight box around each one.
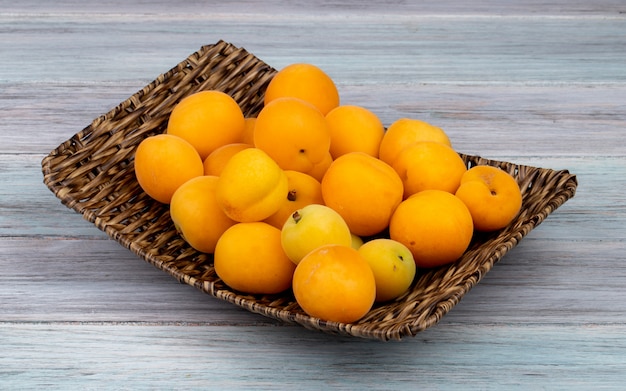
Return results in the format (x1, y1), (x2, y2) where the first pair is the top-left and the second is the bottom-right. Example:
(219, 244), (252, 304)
(214, 222), (295, 294)
(241, 117), (257, 145)
(321, 152), (404, 236)
(378, 118), (452, 166)
(455, 165), (523, 232)
(264, 170), (325, 229)
(292, 244), (376, 323)
(203, 143), (252, 176)
(170, 176), (236, 253)
(303, 151), (333, 182)
(134, 134), (204, 204)
(254, 97), (331, 173)
(325, 105), (385, 159)
(392, 141), (467, 198)
(264, 63), (340, 115)
(167, 90), (245, 160)
(389, 190), (474, 268)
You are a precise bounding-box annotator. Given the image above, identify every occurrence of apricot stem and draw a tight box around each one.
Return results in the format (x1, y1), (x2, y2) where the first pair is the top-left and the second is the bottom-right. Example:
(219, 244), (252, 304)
(292, 210), (302, 223)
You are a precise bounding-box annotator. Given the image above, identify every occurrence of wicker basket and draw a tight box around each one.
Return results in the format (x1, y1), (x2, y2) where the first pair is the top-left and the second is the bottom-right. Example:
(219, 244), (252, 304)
(42, 40), (578, 341)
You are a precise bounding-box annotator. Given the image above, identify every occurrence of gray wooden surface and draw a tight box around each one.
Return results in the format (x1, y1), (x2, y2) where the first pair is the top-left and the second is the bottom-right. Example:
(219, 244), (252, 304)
(2, 1), (625, 389)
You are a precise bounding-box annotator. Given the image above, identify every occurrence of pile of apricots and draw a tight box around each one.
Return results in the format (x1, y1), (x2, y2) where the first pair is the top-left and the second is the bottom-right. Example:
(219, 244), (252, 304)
(134, 63), (523, 323)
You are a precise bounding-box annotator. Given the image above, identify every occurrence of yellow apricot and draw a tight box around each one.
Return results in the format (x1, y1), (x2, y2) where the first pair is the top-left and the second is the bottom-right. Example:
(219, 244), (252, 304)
(215, 148), (288, 223)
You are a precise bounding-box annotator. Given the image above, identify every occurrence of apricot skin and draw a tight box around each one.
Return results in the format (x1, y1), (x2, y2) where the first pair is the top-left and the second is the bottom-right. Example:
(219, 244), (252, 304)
(455, 165), (523, 232)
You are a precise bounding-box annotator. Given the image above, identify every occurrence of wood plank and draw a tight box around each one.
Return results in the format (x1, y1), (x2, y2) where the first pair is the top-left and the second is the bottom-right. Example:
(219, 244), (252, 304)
(2, 236), (625, 325)
(3, 83), (625, 156)
(2, 9), (625, 86)
(0, 237), (277, 324)
(5, 0), (626, 15)
(2, 323), (626, 389)
(0, 154), (108, 238)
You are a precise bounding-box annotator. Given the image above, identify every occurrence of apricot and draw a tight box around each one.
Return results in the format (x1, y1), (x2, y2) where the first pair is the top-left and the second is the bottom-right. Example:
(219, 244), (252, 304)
(264, 63), (340, 115)
(242, 117), (257, 145)
(254, 97), (331, 173)
(392, 141), (467, 198)
(203, 142), (252, 176)
(215, 148), (288, 223)
(325, 105), (385, 159)
(389, 190), (474, 268)
(358, 238), (416, 302)
(303, 151), (333, 182)
(264, 170), (325, 229)
(214, 222), (295, 294)
(350, 233), (364, 250)
(292, 244), (376, 323)
(170, 176), (236, 253)
(134, 134), (204, 204)
(378, 118), (452, 166)
(167, 90), (245, 160)
(321, 152), (404, 236)
(455, 165), (523, 231)
(280, 204), (353, 265)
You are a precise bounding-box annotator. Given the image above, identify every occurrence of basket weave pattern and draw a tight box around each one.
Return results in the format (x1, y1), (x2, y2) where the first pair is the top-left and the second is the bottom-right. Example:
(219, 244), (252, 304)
(42, 40), (577, 341)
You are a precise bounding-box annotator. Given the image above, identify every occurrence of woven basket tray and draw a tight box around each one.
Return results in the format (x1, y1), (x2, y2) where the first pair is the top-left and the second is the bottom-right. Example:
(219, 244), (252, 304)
(42, 40), (578, 341)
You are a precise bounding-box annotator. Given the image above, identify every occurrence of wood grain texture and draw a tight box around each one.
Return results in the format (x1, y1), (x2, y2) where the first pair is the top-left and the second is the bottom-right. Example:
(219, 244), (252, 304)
(1, 0), (625, 388)
(2, 323), (626, 390)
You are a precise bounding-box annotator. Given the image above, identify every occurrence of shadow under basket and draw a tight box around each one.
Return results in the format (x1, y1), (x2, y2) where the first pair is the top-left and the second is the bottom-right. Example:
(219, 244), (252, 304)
(41, 40), (578, 341)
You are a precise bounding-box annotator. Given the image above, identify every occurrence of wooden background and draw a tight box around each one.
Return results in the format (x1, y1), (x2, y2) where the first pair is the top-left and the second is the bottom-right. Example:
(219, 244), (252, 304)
(2, 1), (625, 389)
